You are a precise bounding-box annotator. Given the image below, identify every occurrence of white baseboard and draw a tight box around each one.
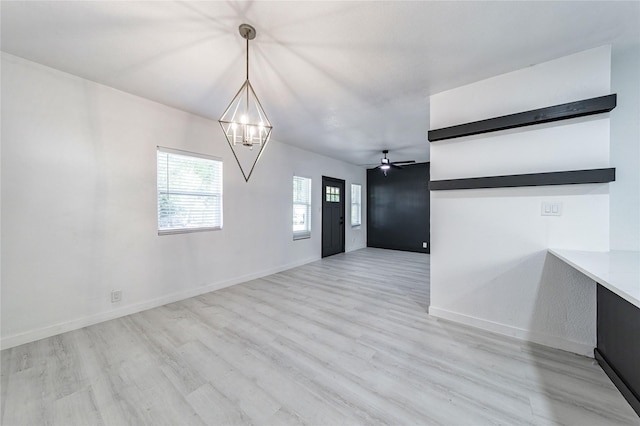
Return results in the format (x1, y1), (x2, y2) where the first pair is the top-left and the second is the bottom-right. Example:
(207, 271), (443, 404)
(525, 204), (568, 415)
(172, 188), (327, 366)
(1, 256), (319, 350)
(428, 306), (594, 357)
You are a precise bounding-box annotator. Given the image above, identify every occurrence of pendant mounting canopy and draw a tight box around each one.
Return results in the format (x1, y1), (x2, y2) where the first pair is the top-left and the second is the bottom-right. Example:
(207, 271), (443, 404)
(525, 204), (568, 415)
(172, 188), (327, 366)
(239, 24), (256, 40)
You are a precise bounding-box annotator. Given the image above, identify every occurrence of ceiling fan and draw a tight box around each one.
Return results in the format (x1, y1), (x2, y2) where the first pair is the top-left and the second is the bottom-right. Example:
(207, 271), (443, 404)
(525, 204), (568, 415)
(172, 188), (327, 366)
(369, 150), (416, 175)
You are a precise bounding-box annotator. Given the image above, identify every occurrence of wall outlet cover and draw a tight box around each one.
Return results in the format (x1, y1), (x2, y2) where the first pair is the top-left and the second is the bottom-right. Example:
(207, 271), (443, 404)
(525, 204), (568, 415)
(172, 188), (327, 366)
(111, 290), (122, 303)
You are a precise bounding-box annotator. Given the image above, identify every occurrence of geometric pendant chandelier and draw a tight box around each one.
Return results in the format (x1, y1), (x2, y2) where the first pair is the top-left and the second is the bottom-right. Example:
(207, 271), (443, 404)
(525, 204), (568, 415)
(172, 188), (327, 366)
(219, 24), (273, 182)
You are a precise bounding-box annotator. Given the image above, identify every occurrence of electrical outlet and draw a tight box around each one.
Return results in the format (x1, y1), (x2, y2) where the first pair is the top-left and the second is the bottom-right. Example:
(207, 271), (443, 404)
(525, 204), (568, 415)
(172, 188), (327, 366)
(422, 242), (428, 249)
(111, 290), (122, 303)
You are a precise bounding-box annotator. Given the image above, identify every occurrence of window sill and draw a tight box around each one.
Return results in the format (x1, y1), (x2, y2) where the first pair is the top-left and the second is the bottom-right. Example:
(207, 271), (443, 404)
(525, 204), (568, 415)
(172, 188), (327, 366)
(293, 234), (311, 241)
(158, 226), (222, 236)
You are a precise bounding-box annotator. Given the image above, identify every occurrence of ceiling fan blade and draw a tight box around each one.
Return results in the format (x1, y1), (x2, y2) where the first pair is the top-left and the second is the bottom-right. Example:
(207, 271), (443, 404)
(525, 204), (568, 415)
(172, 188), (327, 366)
(390, 163), (404, 169)
(393, 160), (416, 165)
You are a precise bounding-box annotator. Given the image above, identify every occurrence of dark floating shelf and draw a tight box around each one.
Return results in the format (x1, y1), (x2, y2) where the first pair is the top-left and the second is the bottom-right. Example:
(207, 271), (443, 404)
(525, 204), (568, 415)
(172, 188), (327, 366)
(428, 94), (617, 142)
(429, 168), (615, 191)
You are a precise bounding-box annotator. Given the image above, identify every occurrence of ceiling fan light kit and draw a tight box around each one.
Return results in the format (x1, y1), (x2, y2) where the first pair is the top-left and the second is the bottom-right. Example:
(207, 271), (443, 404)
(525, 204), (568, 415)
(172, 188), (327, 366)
(219, 23), (273, 182)
(376, 150), (415, 176)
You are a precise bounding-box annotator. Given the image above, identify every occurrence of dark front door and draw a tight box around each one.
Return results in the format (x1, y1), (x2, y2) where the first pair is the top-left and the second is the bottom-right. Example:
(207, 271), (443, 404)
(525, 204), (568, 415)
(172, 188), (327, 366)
(322, 176), (345, 258)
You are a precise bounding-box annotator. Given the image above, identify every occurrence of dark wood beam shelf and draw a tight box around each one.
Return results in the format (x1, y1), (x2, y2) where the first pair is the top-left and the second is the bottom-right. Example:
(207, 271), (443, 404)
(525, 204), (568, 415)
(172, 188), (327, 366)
(429, 168), (615, 191)
(428, 94), (617, 142)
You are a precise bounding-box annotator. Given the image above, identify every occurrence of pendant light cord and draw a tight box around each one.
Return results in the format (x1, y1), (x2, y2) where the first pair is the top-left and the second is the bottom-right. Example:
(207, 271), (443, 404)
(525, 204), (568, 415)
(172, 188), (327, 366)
(245, 34), (249, 127)
(246, 36), (249, 81)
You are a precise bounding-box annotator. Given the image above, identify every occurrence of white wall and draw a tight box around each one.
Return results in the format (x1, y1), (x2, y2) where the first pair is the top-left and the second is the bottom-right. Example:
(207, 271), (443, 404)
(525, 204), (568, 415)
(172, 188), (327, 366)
(610, 45), (640, 251)
(0, 53), (366, 349)
(429, 47), (612, 356)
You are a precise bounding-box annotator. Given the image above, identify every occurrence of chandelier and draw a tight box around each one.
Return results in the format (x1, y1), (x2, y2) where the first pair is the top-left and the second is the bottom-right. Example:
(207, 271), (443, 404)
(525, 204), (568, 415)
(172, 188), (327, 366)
(219, 24), (273, 182)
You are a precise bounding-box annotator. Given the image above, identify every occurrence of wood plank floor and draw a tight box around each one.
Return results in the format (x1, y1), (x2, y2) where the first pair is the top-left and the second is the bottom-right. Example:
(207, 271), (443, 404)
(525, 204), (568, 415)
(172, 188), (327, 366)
(1, 248), (637, 425)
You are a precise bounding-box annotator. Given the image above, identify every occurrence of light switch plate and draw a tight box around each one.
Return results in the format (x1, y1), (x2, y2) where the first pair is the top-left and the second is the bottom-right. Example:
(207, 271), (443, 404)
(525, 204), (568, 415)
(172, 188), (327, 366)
(541, 202), (562, 216)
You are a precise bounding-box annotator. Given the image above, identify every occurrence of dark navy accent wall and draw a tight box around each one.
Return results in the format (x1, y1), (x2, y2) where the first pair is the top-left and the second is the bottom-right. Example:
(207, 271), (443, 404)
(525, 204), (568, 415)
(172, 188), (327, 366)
(367, 162), (430, 253)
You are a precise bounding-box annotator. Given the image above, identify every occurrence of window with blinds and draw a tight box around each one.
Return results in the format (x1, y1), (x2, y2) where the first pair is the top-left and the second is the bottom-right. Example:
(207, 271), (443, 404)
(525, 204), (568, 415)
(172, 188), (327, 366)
(157, 147), (223, 234)
(351, 183), (362, 227)
(293, 176), (312, 240)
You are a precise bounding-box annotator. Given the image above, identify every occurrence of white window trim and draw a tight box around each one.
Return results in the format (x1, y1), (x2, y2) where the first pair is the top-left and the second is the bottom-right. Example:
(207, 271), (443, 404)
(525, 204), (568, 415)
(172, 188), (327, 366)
(351, 183), (362, 228)
(157, 146), (223, 235)
(293, 175), (312, 240)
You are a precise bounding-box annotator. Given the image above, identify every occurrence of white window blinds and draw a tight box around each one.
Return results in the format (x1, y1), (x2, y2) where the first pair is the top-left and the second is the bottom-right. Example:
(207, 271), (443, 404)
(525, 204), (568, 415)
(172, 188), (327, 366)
(351, 183), (362, 226)
(293, 176), (312, 239)
(157, 147), (223, 234)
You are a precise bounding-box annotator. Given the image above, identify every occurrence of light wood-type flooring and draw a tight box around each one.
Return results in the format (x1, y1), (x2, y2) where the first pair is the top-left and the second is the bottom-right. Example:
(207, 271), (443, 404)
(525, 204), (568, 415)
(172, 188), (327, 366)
(2, 248), (638, 425)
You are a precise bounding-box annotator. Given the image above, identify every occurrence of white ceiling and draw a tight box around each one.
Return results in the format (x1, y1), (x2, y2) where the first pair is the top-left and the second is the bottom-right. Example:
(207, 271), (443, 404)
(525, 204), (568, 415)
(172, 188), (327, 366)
(2, 1), (639, 166)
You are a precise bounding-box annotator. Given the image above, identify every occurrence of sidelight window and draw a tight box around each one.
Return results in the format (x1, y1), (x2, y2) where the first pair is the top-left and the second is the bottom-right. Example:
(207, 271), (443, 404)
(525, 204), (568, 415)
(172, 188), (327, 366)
(351, 183), (361, 226)
(293, 176), (312, 240)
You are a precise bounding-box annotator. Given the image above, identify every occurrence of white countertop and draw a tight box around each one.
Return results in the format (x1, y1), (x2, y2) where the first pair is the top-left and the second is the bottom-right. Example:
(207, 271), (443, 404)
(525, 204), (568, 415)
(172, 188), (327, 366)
(549, 249), (640, 309)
